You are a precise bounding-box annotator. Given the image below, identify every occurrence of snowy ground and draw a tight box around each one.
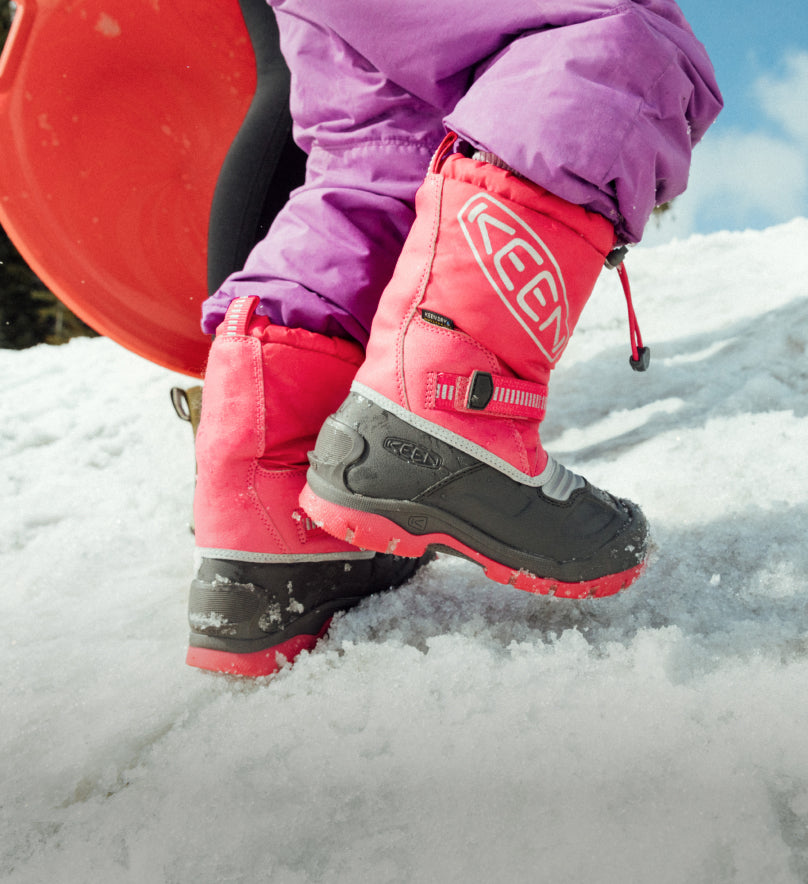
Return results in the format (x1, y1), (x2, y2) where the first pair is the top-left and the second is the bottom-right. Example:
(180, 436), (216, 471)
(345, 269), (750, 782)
(2, 219), (808, 883)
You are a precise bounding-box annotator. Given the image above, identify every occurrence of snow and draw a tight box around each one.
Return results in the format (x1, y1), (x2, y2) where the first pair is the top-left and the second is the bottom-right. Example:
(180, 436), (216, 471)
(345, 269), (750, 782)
(2, 219), (808, 883)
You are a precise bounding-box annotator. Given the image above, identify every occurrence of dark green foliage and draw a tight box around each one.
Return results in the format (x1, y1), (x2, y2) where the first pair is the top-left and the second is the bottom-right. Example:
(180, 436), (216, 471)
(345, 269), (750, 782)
(0, 232), (97, 348)
(0, 0), (98, 348)
(1, 1), (11, 39)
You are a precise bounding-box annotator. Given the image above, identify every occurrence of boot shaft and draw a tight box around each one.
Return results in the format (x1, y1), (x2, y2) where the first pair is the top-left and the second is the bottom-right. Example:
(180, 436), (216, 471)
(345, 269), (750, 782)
(194, 296), (365, 557)
(354, 137), (615, 480)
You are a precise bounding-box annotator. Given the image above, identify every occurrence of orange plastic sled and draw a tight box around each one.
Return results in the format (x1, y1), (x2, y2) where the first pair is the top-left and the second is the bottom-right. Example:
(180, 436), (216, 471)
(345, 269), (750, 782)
(0, 0), (265, 376)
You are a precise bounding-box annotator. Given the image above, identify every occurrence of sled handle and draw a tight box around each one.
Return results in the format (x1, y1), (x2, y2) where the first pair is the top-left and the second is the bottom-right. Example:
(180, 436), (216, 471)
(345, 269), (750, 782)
(0, 0), (36, 92)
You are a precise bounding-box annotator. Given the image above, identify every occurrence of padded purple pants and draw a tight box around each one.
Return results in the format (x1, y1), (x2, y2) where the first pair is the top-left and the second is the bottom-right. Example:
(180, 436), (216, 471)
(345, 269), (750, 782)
(202, 0), (722, 344)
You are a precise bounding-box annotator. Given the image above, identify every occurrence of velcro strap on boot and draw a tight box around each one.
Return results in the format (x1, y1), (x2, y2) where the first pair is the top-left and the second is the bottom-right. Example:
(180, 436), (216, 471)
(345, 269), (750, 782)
(429, 370), (547, 420)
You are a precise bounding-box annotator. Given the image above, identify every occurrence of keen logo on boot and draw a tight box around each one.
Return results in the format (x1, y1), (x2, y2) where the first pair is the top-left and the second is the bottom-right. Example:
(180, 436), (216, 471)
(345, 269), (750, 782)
(407, 516), (429, 533)
(383, 436), (443, 469)
(457, 194), (570, 363)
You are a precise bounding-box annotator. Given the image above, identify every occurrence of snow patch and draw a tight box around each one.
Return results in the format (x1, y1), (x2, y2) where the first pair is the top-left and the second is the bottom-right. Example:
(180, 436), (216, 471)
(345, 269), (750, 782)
(2, 221), (808, 882)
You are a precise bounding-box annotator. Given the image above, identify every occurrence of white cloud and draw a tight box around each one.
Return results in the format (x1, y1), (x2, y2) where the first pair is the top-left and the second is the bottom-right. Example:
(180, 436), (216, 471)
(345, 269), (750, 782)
(753, 51), (808, 146)
(691, 129), (806, 219)
(648, 50), (808, 243)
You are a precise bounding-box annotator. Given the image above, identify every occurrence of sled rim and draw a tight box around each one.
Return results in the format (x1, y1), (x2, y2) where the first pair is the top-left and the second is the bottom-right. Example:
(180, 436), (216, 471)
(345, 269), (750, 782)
(0, 0), (258, 375)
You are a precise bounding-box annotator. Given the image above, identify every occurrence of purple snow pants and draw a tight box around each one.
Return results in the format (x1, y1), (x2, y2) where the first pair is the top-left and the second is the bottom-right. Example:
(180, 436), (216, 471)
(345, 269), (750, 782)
(202, 0), (722, 345)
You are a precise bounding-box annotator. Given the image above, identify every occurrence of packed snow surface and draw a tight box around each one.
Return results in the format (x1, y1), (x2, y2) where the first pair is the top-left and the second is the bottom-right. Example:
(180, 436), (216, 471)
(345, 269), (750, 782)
(2, 220), (808, 883)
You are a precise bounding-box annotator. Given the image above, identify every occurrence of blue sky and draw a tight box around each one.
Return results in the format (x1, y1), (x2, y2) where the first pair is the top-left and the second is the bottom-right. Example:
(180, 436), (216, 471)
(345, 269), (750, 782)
(645, 0), (808, 243)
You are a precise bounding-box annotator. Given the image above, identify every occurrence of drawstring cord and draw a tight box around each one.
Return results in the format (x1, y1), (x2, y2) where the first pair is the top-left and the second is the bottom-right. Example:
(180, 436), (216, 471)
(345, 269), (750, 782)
(618, 263), (650, 371)
(606, 248), (650, 372)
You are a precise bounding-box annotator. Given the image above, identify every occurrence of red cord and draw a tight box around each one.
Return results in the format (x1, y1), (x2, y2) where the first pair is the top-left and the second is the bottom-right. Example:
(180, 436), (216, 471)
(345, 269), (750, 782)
(617, 263), (644, 364)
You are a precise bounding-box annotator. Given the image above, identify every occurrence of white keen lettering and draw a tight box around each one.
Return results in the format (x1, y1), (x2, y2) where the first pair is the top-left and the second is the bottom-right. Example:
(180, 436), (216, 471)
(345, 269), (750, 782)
(458, 194), (570, 363)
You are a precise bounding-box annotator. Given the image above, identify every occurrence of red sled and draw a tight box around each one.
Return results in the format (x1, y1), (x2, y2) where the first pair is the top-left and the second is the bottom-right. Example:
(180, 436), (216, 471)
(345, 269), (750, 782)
(0, 0), (304, 376)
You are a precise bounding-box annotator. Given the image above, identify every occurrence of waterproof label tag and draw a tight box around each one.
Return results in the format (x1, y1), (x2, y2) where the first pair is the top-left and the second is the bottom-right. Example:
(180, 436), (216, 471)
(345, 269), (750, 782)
(420, 309), (455, 330)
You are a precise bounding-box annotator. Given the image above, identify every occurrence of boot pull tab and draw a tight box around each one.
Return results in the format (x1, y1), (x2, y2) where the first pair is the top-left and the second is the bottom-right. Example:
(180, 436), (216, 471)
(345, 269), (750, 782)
(606, 248), (650, 372)
(429, 132), (459, 174)
(221, 295), (261, 336)
(170, 385), (204, 436)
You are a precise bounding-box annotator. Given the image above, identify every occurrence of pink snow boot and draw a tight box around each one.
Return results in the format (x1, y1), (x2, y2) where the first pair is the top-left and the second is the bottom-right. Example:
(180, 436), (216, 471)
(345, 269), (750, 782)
(301, 136), (648, 598)
(187, 296), (424, 676)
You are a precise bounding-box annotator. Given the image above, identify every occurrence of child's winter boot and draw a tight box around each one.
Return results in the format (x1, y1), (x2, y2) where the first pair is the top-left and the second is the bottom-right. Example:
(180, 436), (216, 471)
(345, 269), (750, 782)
(301, 137), (649, 599)
(187, 296), (424, 676)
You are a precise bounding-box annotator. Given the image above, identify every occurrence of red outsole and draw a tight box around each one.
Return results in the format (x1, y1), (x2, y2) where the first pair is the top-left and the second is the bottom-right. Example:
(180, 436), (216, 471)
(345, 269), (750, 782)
(300, 484), (645, 600)
(186, 619), (332, 677)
